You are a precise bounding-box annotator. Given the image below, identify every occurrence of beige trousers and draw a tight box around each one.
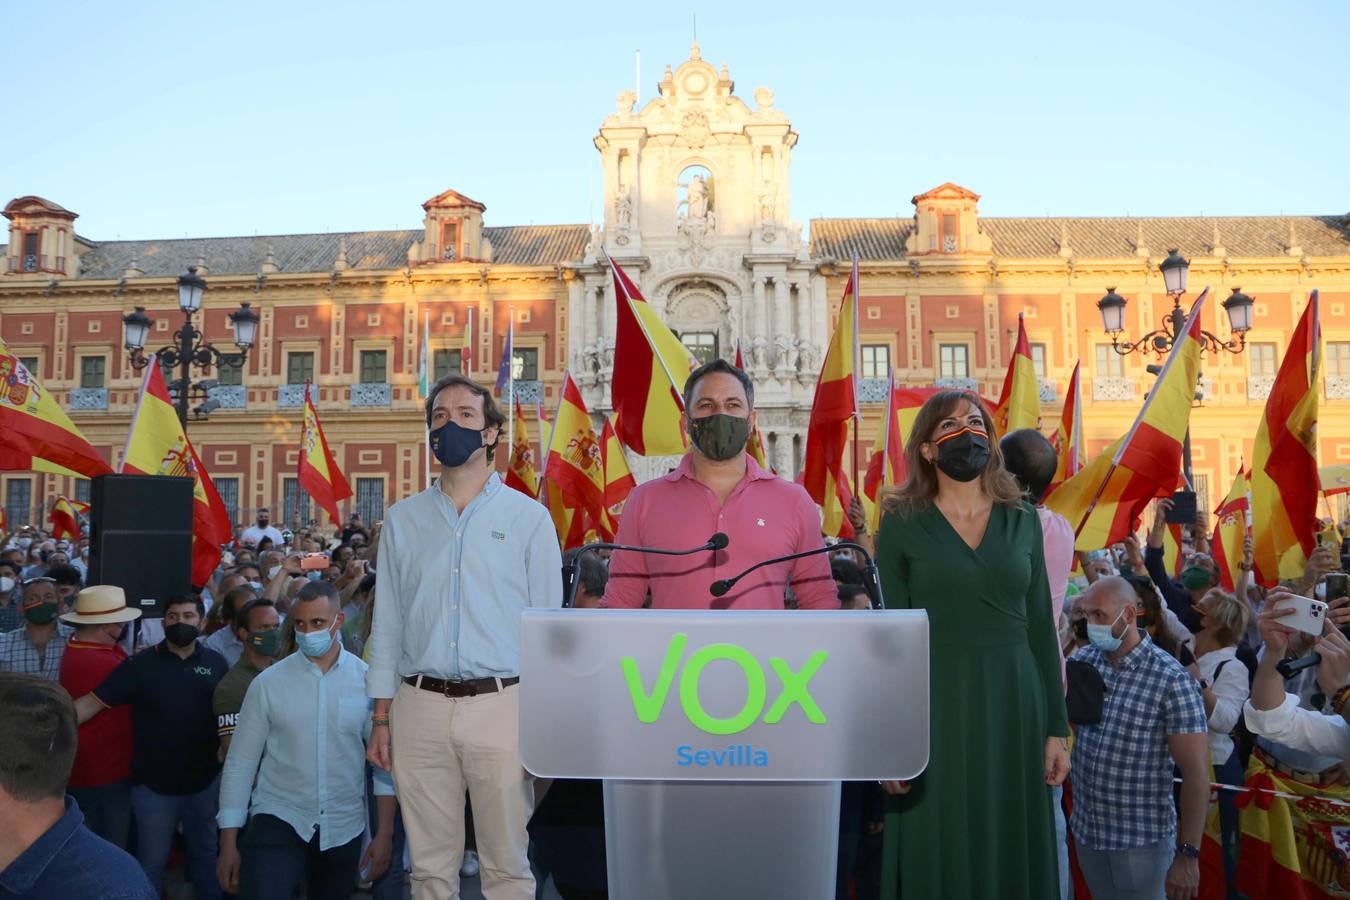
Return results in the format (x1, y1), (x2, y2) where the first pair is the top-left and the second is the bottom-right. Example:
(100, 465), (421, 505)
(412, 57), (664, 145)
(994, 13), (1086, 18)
(390, 680), (535, 900)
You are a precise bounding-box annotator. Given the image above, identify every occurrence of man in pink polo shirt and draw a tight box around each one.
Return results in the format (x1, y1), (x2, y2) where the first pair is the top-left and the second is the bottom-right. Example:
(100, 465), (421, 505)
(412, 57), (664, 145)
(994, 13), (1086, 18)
(602, 359), (837, 611)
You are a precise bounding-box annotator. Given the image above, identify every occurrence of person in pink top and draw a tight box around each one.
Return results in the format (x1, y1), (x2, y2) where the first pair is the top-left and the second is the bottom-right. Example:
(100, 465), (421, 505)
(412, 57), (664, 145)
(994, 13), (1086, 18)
(1000, 427), (1077, 900)
(602, 359), (838, 611)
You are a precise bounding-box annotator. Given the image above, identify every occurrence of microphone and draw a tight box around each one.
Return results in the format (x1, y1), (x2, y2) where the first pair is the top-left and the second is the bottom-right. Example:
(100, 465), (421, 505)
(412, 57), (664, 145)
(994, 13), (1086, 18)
(1276, 652), (1322, 680)
(562, 533), (729, 608)
(709, 541), (885, 609)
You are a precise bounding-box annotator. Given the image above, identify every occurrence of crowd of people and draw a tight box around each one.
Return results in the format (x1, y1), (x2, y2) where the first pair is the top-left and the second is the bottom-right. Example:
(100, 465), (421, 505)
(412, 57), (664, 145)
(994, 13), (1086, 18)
(2, 362), (1349, 900)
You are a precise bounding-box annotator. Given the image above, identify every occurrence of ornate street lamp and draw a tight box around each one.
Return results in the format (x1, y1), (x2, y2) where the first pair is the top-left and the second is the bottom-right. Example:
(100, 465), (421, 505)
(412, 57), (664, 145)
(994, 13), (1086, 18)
(122, 267), (259, 427)
(1094, 250), (1256, 485)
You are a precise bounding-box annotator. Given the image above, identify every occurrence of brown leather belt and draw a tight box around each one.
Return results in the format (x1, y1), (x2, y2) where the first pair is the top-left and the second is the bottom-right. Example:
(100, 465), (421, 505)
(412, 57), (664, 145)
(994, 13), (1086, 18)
(404, 674), (519, 697)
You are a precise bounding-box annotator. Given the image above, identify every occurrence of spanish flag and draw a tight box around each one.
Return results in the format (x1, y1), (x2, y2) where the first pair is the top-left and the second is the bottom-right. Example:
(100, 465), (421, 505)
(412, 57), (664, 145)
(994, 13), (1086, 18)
(121, 357), (232, 588)
(504, 398), (539, 498)
(0, 338), (112, 478)
(1211, 467), (1251, 592)
(733, 339), (770, 470)
(49, 495), (82, 540)
(803, 259), (860, 538)
(992, 312), (1041, 437)
(1161, 521), (1187, 578)
(543, 373), (606, 550)
(862, 382), (942, 531)
(1251, 290), (1321, 586)
(1047, 291), (1208, 551)
(608, 255), (691, 456)
(1046, 360), (1084, 499)
(298, 383), (353, 525)
(599, 416), (636, 541)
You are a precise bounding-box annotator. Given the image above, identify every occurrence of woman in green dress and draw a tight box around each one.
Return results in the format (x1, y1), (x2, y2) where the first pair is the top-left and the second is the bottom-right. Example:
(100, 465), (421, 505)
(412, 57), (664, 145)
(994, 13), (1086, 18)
(876, 389), (1070, 899)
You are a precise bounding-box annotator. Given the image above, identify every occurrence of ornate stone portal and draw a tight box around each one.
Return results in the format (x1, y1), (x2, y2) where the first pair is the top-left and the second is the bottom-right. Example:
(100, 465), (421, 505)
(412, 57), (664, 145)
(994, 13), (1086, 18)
(574, 42), (826, 483)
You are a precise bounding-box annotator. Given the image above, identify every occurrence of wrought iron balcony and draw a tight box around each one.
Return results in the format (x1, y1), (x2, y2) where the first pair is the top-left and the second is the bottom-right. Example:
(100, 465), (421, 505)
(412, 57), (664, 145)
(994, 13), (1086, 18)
(351, 382), (392, 407)
(278, 384), (307, 408)
(858, 378), (889, 403)
(207, 385), (247, 409)
(1092, 377), (1135, 401)
(1246, 375), (1275, 402)
(1327, 375), (1350, 401)
(69, 387), (108, 410)
(507, 380), (543, 406)
(1037, 379), (1057, 402)
(935, 377), (979, 393)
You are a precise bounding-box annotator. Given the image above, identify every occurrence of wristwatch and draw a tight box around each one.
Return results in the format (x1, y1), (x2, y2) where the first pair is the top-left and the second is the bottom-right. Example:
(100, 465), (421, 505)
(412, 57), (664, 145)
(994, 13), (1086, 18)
(1177, 843), (1200, 860)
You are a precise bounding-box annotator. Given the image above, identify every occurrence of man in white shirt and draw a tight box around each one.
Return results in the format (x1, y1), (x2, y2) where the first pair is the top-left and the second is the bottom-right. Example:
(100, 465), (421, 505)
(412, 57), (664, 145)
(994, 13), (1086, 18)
(239, 510), (284, 550)
(367, 374), (561, 900)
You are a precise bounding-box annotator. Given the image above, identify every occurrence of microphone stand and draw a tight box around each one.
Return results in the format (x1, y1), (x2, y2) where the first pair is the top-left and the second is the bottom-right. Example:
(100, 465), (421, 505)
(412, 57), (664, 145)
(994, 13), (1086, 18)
(709, 541), (885, 609)
(562, 535), (728, 608)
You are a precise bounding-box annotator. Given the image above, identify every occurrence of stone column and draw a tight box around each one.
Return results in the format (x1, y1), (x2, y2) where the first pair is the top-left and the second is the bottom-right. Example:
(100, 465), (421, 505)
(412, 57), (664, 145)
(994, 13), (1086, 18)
(772, 279), (794, 381)
(750, 276), (769, 376)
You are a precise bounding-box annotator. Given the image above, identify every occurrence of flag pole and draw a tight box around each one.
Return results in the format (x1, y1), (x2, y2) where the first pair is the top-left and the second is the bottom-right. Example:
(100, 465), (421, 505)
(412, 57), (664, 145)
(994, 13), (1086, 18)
(423, 310), (432, 490)
(850, 253), (862, 498)
(507, 310), (515, 458)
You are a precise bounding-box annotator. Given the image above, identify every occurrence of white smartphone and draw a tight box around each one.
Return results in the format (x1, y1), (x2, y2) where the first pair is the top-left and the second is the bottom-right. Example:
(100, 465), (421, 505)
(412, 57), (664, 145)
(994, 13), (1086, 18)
(1273, 594), (1330, 637)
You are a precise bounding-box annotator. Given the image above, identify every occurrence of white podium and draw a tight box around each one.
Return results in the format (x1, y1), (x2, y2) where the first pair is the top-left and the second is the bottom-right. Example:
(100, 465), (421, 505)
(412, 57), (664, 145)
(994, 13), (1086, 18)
(520, 609), (930, 899)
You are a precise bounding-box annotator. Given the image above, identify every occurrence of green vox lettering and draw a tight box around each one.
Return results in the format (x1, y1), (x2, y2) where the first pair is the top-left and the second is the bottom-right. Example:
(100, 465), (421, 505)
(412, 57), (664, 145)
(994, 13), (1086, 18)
(619, 633), (829, 735)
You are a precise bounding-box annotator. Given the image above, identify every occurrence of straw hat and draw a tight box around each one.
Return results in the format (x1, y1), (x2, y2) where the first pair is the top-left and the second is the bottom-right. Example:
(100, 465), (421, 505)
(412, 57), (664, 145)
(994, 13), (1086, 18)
(60, 585), (142, 625)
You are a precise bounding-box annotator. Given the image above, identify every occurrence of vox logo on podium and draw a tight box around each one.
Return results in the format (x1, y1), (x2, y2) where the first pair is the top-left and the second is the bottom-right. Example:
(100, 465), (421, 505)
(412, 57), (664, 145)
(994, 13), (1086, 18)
(620, 633), (829, 736)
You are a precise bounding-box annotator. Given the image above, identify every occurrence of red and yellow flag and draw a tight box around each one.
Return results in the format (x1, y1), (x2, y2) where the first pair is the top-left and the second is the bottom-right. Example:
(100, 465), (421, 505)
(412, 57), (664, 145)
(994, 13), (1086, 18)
(1046, 360), (1085, 499)
(992, 312), (1041, 437)
(504, 398), (539, 498)
(1046, 291), (1208, 551)
(1161, 521), (1187, 578)
(121, 357), (232, 587)
(608, 256), (692, 456)
(1251, 291), (1322, 586)
(298, 383), (353, 525)
(861, 379), (941, 531)
(0, 338), (112, 478)
(543, 373), (607, 550)
(49, 495), (81, 540)
(1212, 467), (1251, 592)
(733, 339), (770, 470)
(598, 416), (636, 541)
(803, 261), (860, 538)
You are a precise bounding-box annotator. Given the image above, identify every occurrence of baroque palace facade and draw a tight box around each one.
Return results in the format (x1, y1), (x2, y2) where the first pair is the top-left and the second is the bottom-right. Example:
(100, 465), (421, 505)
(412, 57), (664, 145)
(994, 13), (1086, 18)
(4, 42), (1350, 530)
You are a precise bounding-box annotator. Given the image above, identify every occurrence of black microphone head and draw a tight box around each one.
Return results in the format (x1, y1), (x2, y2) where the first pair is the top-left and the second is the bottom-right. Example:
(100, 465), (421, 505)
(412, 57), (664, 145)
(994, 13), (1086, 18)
(708, 532), (729, 551)
(709, 579), (731, 597)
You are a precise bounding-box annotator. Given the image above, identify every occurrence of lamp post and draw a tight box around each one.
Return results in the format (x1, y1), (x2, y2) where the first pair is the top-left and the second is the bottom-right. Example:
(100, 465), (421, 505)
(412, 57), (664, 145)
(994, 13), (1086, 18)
(122, 267), (260, 427)
(1096, 250), (1255, 487)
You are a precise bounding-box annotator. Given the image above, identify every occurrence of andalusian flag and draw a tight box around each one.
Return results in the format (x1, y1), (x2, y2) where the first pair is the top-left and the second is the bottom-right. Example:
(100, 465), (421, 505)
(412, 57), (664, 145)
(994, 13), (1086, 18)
(298, 383), (353, 525)
(417, 310), (430, 397)
(1251, 290), (1321, 585)
(1211, 467), (1251, 592)
(608, 255), (692, 456)
(1047, 291), (1208, 551)
(802, 258), (860, 538)
(504, 398), (539, 498)
(543, 373), (607, 549)
(599, 416), (636, 541)
(121, 357), (231, 588)
(1046, 360), (1085, 499)
(0, 338), (112, 478)
(1321, 464), (1350, 497)
(49, 496), (81, 540)
(992, 312), (1041, 437)
(733, 339), (770, 470)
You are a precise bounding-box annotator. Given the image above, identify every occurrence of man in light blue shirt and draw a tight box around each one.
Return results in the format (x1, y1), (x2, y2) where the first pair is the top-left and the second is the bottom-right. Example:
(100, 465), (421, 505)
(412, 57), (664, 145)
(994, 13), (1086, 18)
(366, 374), (561, 900)
(216, 581), (396, 899)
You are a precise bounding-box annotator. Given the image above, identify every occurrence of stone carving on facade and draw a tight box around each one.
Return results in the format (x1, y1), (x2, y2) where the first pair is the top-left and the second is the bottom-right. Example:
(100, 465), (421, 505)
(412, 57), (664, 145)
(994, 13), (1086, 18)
(771, 433), (794, 476)
(684, 174), (710, 220)
(754, 87), (775, 111)
(795, 340), (819, 384)
(681, 112), (711, 150)
(616, 191), (633, 231)
(772, 334), (796, 380)
(584, 224), (603, 261)
(615, 90), (636, 116)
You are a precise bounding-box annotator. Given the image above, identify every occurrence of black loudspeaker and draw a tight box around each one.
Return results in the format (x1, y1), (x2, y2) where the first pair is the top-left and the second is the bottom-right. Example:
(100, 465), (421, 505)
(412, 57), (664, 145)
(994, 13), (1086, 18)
(89, 474), (194, 619)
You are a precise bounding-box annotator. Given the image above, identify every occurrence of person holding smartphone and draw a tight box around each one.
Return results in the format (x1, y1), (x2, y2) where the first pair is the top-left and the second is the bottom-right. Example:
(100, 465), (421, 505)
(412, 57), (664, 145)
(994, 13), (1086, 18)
(1146, 497), (1221, 632)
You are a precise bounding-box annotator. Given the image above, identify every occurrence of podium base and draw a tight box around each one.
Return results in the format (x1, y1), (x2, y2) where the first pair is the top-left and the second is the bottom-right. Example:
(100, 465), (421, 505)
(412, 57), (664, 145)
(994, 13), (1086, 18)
(603, 780), (841, 900)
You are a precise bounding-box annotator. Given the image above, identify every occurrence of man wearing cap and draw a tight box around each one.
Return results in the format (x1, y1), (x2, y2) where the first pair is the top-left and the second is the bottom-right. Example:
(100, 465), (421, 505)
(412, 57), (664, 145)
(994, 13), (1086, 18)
(0, 577), (73, 679)
(58, 584), (141, 848)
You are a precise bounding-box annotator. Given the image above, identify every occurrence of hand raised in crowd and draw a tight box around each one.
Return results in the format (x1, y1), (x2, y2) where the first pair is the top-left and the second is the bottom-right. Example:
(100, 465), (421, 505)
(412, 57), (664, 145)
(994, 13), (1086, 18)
(1149, 497), (1173, 546)
(1307, 546), (1337, 582)
(1256, 591), (1301, 659)
(846, 496), (867, 534)
(1315, 622), (1350, 697)
(281, 553), (305, 576)
(1043, 737), (1069, 786)
(1122, 534), (1145, 569)
(1327, 593), (1350, 631)
(1242, 534), (1255, 566)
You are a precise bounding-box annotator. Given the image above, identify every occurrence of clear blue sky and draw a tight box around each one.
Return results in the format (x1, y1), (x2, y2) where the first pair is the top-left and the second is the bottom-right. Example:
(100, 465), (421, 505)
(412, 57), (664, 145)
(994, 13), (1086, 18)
(4, 0), (1345, 241)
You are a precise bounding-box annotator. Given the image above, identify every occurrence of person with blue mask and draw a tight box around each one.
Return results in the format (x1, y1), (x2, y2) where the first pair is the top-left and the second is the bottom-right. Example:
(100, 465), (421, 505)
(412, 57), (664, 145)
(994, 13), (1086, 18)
(216, 580), (396, 899)
(366, 373), (561, 900)
(1068, 576), (1210, 900)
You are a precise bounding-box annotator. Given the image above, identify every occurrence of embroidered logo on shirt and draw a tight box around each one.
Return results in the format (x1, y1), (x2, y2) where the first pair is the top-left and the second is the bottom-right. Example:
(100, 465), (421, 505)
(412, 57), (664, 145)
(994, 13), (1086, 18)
(756, 518), (766, 527)
(194, 666), (214, 676)
(491, 530), (507, 542)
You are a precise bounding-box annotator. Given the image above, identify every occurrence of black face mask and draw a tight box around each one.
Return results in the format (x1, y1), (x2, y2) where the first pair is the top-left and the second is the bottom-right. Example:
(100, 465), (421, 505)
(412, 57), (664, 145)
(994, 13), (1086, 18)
(932, 427), (991, 483)
(1136, 613), (1156, 629)
(164, 623), (200, 647)
(688, 414), (752, 461)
